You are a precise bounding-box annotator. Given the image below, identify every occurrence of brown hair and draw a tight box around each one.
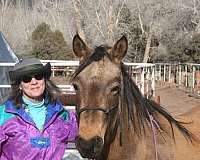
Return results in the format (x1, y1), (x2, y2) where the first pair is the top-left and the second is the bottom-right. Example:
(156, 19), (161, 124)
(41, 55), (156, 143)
(9, 79), (60, 108)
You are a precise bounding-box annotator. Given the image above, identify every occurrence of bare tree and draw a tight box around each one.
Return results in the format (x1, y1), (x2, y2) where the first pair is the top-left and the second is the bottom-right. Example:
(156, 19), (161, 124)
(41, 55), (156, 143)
(69, 0), (126, 45)
(0, 0), (199, 62)
(0, 0), (17, 32)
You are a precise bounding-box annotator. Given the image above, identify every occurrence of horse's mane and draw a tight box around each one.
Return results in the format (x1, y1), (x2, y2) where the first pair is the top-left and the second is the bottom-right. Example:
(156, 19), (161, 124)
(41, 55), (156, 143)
(121, 65), (193, 141)
(72, 45), (194, 142)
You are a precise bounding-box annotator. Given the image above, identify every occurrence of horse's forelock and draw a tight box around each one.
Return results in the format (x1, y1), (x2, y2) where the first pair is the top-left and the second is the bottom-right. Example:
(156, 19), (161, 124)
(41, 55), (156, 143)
(72, 45), (111, 79)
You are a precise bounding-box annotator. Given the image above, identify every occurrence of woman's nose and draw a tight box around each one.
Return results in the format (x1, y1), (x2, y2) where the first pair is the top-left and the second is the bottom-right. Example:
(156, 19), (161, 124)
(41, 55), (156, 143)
(30, 78), (38, 84)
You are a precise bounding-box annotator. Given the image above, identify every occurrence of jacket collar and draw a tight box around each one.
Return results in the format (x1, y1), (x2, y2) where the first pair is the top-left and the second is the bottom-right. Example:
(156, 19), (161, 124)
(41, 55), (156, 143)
(45, 101), (63, 124)
(4, 99), (33, 123)
(4, 99), (63, 125)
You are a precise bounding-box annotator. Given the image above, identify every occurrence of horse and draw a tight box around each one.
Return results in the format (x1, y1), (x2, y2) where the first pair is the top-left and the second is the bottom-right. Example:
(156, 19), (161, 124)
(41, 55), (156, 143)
(71, 34), (200, 160)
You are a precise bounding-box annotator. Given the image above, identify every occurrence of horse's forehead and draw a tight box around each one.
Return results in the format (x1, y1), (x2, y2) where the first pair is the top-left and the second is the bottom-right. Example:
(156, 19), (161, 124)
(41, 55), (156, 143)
(82, 59), (119, 80)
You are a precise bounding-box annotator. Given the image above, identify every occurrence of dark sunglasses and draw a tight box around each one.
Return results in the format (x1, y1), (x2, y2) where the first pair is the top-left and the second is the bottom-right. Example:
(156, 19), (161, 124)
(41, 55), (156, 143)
(21, 73), (44, 83)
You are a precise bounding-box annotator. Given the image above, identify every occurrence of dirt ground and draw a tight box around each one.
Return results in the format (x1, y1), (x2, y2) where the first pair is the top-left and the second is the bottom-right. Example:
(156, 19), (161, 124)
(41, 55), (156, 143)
(155, 85), (200, 116)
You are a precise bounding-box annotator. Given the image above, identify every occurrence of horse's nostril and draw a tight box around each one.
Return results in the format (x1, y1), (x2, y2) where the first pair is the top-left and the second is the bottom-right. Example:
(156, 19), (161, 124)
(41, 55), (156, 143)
(76, 136), (90, 150)
(94, 136), (103, 146)
(76, 136), (103, 149)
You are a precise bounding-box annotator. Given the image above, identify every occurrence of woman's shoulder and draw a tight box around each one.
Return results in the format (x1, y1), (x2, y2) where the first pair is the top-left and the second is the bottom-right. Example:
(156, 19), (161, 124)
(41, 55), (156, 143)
(0, 103), (16, 125)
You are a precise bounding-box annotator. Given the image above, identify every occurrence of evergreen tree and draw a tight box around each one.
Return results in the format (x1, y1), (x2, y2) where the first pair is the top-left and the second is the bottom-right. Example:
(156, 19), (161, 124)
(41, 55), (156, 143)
(31, 22), (74, 60)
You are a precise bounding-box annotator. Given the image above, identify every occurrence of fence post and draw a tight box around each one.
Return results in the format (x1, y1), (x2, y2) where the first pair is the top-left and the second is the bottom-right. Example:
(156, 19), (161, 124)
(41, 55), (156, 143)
(192, 65), (196, 90)
(178, 64), (182, 86)
(141, 67), (145, 95)
(185, 64), (188, 87)
(152, 66), (155, 98)
(52, 65), (55, 77)
(169, 65), (171, 83)
(159, 65), (162, 81)
(164, 65), (166, 82)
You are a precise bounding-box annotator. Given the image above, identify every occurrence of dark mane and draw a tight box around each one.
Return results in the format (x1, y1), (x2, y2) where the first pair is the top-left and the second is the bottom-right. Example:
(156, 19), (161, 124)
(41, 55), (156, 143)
(121, 64), (194, 141)
(72, 45), (194, 142)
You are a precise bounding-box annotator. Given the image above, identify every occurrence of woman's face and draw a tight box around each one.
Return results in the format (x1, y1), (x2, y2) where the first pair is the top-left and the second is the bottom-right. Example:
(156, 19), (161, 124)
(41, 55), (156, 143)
(20, 73), (45, 103)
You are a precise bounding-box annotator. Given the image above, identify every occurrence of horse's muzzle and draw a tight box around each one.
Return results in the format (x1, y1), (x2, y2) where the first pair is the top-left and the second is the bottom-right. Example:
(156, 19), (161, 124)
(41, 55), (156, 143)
(75, 135), (104, 159)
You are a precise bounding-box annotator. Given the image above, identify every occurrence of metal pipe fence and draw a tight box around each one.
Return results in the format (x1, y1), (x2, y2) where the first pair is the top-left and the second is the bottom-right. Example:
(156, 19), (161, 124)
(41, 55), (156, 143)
(155, 63), (200, 96)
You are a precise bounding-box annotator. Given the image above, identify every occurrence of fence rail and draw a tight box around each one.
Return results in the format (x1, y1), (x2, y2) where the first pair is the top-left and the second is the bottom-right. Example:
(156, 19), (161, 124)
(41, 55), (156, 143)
(1, 61), (200, 99)
(155, 63), (200, 96)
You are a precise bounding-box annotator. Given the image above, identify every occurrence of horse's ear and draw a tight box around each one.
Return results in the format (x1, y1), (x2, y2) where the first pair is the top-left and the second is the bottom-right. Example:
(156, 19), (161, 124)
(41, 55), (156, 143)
(110, 35), (128, 63)
(73, 34), (90, 61)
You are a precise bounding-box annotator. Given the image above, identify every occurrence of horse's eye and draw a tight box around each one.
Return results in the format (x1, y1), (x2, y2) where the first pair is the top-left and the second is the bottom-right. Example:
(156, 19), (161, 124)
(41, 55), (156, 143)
(111, 86), (120, 94)
(73, 83), (79, 91)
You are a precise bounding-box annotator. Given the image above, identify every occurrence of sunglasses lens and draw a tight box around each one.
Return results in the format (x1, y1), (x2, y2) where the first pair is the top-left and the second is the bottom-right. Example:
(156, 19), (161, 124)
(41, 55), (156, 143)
(22, 73), (44, 83)
(22, 76), (32, 83)
(34, 73), (44, 80)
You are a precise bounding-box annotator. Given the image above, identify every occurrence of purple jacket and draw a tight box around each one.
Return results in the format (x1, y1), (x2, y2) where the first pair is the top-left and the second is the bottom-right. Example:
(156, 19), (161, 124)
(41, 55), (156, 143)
(0, 100), (78, 160)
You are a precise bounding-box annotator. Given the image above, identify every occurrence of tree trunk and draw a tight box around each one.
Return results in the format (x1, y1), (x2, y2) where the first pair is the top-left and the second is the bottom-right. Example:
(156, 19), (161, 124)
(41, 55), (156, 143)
(143, 33), (152, 63)
(71, 0), (86, 41)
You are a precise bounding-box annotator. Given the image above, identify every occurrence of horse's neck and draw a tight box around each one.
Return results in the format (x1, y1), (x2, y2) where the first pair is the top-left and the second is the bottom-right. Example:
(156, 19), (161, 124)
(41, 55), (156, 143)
(106, 122), (153, 160)
(106, 113), (174, 160)
(105, 106), (145, 159)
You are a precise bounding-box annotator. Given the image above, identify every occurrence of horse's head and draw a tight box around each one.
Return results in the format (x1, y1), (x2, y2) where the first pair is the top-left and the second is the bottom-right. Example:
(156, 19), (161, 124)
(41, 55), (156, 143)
(72, 34), (128, 159)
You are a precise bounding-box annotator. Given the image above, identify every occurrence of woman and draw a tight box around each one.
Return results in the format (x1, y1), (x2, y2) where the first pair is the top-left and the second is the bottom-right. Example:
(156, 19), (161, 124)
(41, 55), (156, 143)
(0, 58), (78, 160)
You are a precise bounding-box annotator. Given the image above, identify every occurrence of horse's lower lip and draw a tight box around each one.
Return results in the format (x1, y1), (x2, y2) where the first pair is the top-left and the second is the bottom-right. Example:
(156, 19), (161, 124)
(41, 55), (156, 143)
(78, 149), (97, 159)
(76, 145), (101, 159)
